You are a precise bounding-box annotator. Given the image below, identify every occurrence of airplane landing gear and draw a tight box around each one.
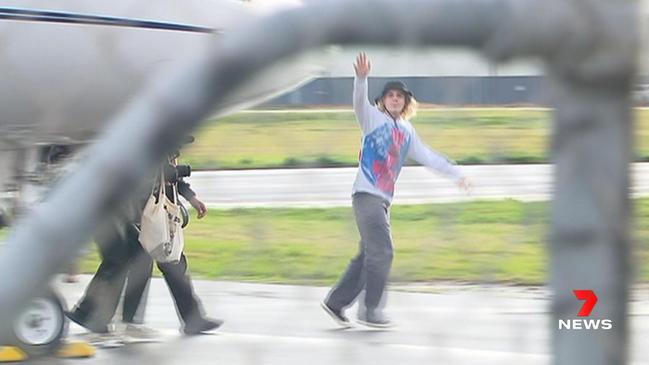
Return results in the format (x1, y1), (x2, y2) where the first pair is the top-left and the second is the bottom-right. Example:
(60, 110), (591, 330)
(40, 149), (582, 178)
(6, 289), (68, 358)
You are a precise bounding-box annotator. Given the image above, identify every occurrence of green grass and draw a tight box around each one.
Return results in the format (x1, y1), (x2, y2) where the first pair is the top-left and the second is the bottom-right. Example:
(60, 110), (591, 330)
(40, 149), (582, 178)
(63, 197), (649, 285)
(183, 108), (649, 169)
(183, 108), (649, 170)
(184, 108), (552, 169)
(2, 197), (647, 285)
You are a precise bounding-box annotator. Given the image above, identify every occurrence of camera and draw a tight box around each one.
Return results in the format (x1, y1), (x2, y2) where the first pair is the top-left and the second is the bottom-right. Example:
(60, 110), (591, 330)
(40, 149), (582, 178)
(165, 163), (192, 184)
(175, 164), (191, 178)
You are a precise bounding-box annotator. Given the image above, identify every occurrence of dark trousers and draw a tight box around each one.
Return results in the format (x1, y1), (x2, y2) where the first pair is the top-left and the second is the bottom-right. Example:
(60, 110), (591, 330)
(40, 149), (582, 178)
(157, 254), (206, 326)
(72, 224), (152, 331)
(72, 224), (205, 331)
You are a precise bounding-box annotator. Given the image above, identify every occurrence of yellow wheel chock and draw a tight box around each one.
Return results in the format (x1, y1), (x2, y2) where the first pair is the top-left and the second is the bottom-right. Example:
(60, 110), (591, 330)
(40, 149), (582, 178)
(56, 341), (96, 358)
(0, 341), (96, 362)
(0, 346), (28, 362)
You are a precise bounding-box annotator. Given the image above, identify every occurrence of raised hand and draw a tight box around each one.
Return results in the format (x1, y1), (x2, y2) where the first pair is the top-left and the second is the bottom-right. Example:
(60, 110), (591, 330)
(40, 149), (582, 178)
(353, 52), (371, 78)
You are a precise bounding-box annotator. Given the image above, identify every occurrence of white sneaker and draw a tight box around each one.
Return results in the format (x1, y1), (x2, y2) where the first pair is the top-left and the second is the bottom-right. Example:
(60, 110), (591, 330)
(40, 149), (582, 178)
(81, 332), (124, 348)
(122, 323), (162, 344)
(356, 310), (394, 329)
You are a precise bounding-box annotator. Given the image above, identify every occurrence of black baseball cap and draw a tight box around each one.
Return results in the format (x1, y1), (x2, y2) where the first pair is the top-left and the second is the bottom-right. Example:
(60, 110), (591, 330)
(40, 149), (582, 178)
(375, 81), (414, 104)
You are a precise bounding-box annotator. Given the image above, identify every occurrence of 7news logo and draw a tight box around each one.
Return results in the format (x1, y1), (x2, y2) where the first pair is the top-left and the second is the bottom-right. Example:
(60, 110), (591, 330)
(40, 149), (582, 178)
(558, 290), (613, 330)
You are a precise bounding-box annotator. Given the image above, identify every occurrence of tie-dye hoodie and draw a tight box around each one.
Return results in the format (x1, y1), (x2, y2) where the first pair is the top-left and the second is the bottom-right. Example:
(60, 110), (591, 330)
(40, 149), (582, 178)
(352, 76), (463, 203)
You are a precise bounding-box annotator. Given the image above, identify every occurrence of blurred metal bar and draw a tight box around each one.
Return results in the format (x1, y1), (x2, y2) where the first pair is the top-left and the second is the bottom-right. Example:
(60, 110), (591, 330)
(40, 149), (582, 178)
(546, 2), (636, 364)
(0, 1), (636, 364)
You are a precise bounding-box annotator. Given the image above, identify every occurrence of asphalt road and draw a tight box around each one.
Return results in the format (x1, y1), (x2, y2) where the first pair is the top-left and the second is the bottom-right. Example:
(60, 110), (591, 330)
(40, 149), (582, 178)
(32, 277), (649, 365)
(186, 163), (649, 208)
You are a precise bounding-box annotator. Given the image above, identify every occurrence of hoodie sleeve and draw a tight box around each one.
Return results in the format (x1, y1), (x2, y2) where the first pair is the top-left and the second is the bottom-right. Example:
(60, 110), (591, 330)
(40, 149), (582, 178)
(353, 76), (379, 134)
(177, 178), (196, 201)
(407, 128), (463, 181)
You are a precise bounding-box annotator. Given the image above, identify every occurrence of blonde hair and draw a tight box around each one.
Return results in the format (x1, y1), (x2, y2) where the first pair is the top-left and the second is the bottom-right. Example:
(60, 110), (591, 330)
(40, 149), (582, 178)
(376, 96), (418, 120)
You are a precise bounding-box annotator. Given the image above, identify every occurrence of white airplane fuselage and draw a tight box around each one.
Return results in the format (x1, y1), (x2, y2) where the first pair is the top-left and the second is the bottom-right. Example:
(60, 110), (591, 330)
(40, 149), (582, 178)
(0, 0), (321, 147)
(0, 0), (324, 219)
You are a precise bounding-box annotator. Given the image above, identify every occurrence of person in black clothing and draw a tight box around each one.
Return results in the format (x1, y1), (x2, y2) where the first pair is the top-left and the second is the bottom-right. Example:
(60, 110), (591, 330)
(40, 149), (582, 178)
(66, 221), (155, 334)
(155, 155), (218, 335)
(66, 146), (220, 337)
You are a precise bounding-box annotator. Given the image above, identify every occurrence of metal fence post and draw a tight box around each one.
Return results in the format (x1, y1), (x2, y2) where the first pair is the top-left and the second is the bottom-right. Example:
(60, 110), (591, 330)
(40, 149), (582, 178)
(483, 1), (636, 362)
(547, 2), (635, 364)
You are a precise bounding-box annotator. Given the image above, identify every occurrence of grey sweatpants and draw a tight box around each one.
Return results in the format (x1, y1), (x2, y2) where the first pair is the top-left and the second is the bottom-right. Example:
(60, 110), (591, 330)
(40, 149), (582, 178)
(325, 192), (394, 312)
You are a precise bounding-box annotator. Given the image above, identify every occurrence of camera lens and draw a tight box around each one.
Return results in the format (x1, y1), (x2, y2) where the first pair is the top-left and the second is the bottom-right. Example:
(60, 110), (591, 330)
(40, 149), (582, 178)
(176, 165), (191, 178)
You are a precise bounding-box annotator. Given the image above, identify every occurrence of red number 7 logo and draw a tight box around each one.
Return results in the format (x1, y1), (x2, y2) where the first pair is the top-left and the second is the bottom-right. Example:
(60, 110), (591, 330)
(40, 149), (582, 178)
(573, 290), (597, 317)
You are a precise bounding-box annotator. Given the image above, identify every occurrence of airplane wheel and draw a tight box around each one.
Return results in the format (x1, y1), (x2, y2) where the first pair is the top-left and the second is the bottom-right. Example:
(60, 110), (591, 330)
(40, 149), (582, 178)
(9, 289), (68, 357)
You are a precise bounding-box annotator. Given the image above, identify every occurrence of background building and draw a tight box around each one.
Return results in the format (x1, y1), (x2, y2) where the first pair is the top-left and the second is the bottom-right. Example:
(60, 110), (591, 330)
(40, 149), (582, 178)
(265, 47), (548, 106)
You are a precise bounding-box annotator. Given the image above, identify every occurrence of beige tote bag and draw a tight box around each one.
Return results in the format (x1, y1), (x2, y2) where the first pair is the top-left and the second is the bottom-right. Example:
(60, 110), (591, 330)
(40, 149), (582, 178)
(138, 172), (184, 263)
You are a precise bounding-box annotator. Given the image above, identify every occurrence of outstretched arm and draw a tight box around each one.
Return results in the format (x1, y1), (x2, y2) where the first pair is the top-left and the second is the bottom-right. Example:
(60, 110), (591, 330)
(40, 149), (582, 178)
(353, 52), (375, 133)
(408, 130), (471, 194)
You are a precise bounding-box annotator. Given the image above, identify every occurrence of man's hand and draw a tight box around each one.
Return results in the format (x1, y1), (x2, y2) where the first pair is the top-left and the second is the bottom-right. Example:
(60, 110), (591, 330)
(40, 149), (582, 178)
(354, 52), (371, 78)
(458, 176), (472, 195)
(189, 196), (208, 219)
